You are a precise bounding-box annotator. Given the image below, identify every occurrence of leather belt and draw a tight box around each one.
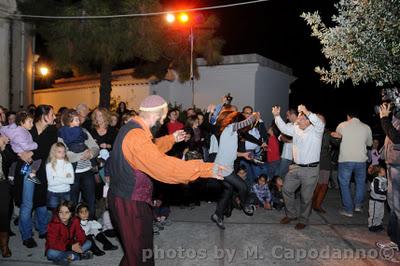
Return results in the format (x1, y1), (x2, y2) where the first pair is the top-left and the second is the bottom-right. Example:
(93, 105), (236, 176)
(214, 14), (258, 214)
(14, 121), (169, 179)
(296, 162), (319, 167)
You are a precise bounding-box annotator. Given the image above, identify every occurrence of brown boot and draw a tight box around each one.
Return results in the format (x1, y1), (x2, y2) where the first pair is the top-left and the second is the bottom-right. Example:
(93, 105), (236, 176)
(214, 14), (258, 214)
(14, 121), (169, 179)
(0, 231), (11, 257)
(316, 184), (328, 213)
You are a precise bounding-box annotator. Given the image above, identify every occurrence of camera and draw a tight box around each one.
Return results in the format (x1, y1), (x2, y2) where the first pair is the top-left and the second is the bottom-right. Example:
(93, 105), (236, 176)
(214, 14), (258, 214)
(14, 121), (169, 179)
(374, 88), (400, 117)
(224, 93), (233, 105)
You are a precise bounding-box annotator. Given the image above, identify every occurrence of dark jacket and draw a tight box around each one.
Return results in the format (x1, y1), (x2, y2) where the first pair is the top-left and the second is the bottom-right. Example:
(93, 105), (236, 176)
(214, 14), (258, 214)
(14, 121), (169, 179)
(108, 121), (140, 199)
(46, 216), (86, 252)
(381, 116), (400, 165)
(13, 125), (58, 208)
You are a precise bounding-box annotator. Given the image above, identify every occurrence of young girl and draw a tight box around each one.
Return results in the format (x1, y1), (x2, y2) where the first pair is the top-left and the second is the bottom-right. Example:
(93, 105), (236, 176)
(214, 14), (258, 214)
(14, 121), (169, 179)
(46, 143), (74, 210)
(76, 203), (118, 256)
(46, 201), (93, 264)
(267, 125), (281, 179)
(270, 176), (285, 210)
(0, 111), (41, 184)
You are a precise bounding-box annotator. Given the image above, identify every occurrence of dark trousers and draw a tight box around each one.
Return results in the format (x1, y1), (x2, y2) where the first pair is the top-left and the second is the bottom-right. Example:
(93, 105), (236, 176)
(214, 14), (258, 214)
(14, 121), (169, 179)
(108, 194), (154, 266)
(0, 181), (11, 232)
(70, 170), (96, 219)
(387, 165), (400, 246)
(215, 173), (249, 219)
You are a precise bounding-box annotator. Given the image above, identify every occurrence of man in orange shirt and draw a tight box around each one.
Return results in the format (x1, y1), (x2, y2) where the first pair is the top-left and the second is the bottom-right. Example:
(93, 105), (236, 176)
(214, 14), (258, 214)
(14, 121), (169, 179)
(108, 95), (222, 266)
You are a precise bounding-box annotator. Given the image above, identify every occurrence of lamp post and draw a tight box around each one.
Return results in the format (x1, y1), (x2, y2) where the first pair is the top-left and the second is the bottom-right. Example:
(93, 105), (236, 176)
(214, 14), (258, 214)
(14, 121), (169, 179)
(166, 12), (195, 106)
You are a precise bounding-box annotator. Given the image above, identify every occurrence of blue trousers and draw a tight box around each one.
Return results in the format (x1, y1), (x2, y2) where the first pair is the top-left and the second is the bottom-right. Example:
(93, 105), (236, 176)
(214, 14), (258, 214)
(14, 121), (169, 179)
(47, 240), (92, 262)
(19, 176), (48, 240)
(338, 162), (367, 213)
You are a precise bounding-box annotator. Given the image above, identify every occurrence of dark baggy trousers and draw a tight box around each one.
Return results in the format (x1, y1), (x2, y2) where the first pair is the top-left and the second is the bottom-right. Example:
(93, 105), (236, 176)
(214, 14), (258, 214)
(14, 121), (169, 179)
(108, 194), (154, 266)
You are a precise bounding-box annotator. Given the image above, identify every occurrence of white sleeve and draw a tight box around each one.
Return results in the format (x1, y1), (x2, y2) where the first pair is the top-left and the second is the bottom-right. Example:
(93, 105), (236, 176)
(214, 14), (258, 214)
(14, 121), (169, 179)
(274, 116), (294, 136)
(308, 113), (325, 133)
(64, 163), (75, 185)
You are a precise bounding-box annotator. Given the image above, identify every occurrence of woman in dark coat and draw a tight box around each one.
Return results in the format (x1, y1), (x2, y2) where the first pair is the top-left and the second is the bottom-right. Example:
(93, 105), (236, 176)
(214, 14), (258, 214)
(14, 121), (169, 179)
(14, 105), (57, 248)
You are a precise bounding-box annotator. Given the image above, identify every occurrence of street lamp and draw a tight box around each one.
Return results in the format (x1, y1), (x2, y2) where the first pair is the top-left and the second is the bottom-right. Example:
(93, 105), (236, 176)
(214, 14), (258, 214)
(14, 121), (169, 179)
(39, 66), (49, 77)
(165, 13), (195, 106)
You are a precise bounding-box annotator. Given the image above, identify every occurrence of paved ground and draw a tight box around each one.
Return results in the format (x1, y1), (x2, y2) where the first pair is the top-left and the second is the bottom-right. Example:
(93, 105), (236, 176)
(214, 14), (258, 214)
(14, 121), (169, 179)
(0, 189), (396, 266)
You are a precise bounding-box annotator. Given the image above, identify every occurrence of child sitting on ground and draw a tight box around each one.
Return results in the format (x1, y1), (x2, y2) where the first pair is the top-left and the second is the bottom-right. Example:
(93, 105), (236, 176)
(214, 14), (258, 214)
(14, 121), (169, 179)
(46, 201), (93, 264)
(76, 203), (118, 256)
(0, 111), (41, 184)
(249, 174), (272, 210)
(152, 198), (172, 235)
(46, 142), (74, 211)
(368, 165), (387, 232)
(270, 175), (285, 210)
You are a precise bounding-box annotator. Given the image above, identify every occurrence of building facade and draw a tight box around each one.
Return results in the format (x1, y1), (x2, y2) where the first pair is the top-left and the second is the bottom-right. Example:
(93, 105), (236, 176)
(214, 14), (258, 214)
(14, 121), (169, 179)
(34, 54), (296, 121)
(0, 0), (34, 110)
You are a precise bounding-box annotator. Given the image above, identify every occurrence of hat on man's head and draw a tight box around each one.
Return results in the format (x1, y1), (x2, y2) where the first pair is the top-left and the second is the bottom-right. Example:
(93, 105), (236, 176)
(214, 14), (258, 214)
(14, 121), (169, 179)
(139, 95), (168, 112)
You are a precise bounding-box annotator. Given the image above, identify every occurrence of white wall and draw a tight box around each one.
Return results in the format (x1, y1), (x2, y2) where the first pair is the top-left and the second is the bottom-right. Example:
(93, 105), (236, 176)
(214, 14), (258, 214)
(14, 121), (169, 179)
(34, 85), (149, 112)
(254, 66), (295, 126)
(153, 64), (258, 111)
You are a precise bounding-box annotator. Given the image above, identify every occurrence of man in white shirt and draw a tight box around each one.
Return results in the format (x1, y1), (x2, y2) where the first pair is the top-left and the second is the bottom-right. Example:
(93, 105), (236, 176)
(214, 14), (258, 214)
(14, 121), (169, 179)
(273, 104), (325, 230)
(333, 111), (372, 217)
(278, 109), (298, 178)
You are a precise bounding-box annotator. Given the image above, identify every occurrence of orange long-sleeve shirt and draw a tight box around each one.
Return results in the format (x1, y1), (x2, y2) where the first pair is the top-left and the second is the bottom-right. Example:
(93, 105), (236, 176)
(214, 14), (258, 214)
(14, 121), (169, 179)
(121, 117), (214, 184)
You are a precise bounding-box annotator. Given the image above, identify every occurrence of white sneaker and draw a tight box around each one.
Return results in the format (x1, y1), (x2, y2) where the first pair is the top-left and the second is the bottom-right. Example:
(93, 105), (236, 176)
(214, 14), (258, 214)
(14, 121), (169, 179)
(376, 241), (399, 251)
(354, 207), (363, 213)
(339, 210), (353, 217)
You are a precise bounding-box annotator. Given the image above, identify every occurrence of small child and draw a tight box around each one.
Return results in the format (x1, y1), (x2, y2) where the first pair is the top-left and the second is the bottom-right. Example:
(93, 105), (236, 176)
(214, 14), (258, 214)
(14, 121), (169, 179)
(0, 111), (41, 184)
(231, 166), (253, 214)
(249, 175), (272, 210)
(46, 201), (93, 264)
(76, 203), (118, 257)
(267, 125), (281, 179)
(236, 165), (254, 191)
(58, 109), (88, 154)
(46, 143), (74, 210)
(153, 198), (172, 235)
(270, 176), (285, 210)
(368, 166), (387, 232)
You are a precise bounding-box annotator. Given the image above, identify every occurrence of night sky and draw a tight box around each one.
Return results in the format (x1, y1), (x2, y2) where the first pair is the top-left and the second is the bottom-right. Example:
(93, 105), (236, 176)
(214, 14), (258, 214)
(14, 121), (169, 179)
(163, 0), (382, 132)
(37, 0), (382, 132)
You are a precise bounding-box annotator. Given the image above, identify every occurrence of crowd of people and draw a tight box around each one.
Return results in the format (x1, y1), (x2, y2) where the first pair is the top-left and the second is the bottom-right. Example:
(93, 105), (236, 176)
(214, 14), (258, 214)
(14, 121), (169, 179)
(0, 93), (399, 265)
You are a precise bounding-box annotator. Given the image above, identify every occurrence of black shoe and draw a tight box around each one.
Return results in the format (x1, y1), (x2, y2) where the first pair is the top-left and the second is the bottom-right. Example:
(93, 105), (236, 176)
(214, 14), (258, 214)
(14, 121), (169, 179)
(39, 233), (47, 239)
(154, 222), (164, 230)
(369, 225), (385, 232)
(91, 243), (106, 256)
(95, 232), (118, 251)
(80, 251), (93, 260)
(23, 238), (38, 248)
(211, 214), (225, 230)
